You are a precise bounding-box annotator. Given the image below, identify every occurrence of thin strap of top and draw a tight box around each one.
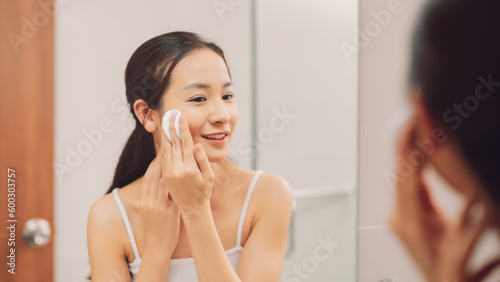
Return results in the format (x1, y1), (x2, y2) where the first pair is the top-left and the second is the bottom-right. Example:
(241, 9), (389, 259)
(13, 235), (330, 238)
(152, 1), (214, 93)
(112, 188), (141, 260)
(236, 170), (263, 247)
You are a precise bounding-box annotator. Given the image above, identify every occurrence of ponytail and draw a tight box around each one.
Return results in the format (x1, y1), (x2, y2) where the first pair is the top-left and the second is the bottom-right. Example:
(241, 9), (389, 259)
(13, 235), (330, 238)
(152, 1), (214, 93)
(105, 118), (156, 194)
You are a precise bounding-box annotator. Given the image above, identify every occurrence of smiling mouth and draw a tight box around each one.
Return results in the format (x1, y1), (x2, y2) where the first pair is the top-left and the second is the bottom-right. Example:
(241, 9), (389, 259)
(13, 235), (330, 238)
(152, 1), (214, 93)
(202, 134), (228, 140)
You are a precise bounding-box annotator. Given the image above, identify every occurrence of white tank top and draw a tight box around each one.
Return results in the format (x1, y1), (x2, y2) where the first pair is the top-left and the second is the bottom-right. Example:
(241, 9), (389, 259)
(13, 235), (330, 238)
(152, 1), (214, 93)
(112, 170), (263, 282)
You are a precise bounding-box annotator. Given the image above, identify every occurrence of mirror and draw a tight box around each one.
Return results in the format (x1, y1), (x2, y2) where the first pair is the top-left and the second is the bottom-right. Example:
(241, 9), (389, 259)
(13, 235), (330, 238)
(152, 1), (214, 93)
(52, 0), (358, 281)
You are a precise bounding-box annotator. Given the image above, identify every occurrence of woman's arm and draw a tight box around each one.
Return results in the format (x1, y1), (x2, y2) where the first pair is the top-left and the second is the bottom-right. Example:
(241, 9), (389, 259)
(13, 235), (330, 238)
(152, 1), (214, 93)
(235, 174), (293, 281)
(183, 206), (241, 282)
(183, 174), (293, 282)
(133, 251), (171, 282)
(87, 196), (133, 282)
(87, 193), (174, 282)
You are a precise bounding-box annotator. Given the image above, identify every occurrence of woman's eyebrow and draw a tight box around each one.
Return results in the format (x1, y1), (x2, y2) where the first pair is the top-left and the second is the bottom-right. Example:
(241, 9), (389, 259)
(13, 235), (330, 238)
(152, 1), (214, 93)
(181, 81), (233, 91)
(181, 83), (209, 91)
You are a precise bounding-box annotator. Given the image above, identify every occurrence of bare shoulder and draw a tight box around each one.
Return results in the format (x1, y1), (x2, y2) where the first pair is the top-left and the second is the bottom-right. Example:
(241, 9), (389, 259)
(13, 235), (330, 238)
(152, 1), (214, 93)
(251, 171), (294, 219)
(88, 191), (122, 229)
(87, 191), (133, 280)
(255, 172), (293, 196)
(87, 191), (126, 254)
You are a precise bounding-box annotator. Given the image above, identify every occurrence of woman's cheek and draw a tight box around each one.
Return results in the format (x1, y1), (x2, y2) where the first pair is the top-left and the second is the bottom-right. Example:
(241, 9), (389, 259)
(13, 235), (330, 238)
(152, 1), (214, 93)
(233, 105), (239, 124)
(188, 124), (201, 141)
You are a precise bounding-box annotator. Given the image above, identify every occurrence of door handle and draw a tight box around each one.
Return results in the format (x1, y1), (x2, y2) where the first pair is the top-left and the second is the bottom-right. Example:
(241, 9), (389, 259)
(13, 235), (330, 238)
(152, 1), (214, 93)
(22, 218), (51, 247)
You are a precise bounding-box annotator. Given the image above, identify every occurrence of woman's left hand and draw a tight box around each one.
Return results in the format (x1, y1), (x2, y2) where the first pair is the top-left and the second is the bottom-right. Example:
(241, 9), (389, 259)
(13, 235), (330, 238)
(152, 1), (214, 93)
(158, 113), (214, 220)
(389, 118), (500, 282)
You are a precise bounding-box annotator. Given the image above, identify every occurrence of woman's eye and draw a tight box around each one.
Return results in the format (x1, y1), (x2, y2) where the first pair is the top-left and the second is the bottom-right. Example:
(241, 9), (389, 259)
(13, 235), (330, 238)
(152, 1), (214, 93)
(190, 97), (206, 102)
(189, 94), (233, 102)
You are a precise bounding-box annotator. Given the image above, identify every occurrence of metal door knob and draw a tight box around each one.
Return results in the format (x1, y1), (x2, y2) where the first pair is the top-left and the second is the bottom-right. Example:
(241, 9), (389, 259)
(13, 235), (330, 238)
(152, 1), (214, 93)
(22, 218), (51, 247)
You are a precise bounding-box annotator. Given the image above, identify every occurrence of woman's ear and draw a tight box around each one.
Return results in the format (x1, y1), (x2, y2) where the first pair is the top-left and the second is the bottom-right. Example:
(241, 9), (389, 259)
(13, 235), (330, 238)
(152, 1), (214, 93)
(133, 99), (158, 133)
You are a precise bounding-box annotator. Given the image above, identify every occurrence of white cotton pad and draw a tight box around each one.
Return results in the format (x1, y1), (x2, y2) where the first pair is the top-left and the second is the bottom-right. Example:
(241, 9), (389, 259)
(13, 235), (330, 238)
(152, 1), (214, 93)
(162, 109), (182, 142)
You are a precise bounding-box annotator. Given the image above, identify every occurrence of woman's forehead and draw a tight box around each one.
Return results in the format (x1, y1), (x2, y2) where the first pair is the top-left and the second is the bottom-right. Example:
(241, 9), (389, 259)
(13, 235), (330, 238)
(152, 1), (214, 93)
(170, 48), (229, 84)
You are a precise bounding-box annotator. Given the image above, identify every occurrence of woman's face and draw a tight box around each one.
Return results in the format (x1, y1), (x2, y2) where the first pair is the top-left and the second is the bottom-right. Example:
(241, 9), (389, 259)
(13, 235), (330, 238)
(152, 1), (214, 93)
(157, 48), (238, 163)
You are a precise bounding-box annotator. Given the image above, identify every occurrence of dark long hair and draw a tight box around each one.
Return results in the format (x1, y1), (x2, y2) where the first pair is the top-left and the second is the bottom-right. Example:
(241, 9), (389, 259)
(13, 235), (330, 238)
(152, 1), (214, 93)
(105, 31), (232, 195)
(409, 0), (500, 206)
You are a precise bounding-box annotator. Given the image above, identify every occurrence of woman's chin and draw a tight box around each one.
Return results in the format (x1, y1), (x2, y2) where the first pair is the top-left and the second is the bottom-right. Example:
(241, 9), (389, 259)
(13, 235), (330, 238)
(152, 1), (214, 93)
(206, 152), (227, 163)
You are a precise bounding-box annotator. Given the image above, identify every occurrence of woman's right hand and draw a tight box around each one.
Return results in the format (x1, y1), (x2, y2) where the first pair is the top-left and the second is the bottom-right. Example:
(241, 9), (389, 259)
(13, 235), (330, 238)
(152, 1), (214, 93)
(140, 153), (180, 258)
(389, 118), (500, 282)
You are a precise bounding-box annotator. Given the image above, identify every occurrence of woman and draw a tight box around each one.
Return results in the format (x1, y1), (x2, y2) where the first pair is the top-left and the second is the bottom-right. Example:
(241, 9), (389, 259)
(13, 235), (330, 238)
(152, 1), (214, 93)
(87, 32), (293, 282)
(389, 0), (500, 281)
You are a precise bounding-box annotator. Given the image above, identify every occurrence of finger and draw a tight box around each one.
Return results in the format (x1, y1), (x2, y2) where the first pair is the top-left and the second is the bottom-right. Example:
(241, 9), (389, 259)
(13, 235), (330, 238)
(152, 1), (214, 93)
(394, 118), (419, 185)
(418, 175), (444, 219)
(193, 144), (213, 182)
(469, 257), (500, 282)
(168, 198), (179, 212)
(418, 178), (435, 212)
(169, 112), (183, 168)
(394, 118), (424, 204)
(468, 203), (493, 238)
(157, 173), (168, 205)
(140, 158), (157, 204)
(459, 198), (480, 227)
(459, 200), (494, 266)
(147, 158), (162, 205)
(178, 115), (197, 167)
(160, 127), (172, 171)
(417, 179), (447, 244)
(388, 120), (415, 233)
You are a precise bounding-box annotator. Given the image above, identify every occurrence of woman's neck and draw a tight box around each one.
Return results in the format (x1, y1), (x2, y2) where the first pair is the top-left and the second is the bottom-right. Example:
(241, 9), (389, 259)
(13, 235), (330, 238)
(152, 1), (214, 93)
(209, 159), (242, 198)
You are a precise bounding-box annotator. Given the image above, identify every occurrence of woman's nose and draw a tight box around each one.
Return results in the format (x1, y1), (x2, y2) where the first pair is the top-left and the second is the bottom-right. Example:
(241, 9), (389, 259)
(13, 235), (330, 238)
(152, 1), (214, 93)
(208, 100), (231, 124)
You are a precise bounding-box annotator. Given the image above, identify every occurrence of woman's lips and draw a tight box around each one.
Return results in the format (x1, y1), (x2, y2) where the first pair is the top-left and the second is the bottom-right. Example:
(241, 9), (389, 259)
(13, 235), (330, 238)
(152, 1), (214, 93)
(202, 135), (227, 144)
